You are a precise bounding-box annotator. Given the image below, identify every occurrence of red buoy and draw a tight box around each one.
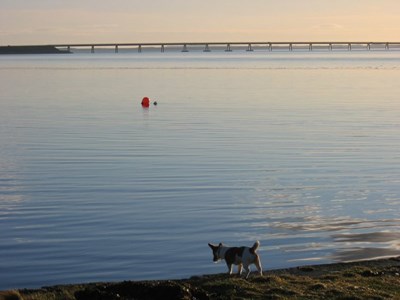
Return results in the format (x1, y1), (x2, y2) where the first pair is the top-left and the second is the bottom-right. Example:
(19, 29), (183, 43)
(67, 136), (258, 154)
(141, 97), (150, 108)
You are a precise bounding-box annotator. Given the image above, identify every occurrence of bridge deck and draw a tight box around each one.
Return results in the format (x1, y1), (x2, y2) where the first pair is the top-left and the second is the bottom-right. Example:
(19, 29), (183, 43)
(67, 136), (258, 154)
(9, 42), (400, 53)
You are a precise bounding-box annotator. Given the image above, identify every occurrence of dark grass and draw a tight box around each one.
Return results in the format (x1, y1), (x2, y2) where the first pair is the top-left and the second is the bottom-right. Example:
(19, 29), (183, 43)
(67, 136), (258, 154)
(2, 257), (400, 300)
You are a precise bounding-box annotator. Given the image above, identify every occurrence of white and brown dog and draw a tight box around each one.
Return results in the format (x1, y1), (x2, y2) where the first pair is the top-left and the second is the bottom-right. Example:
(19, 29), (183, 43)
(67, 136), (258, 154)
(208, 240), (263, 278)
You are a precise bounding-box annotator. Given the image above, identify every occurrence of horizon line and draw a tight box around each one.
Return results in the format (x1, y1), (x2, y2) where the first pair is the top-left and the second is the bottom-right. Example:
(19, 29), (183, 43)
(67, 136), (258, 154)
(3, 41), (400, 47)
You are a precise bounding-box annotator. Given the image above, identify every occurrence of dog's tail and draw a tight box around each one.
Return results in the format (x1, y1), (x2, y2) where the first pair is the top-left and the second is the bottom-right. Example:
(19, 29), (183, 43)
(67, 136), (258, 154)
(250, 240), (260, 254)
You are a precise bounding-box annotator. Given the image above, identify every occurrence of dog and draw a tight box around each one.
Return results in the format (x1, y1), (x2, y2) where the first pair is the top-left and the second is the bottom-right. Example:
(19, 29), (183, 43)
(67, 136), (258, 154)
(208, 240), (263, 278)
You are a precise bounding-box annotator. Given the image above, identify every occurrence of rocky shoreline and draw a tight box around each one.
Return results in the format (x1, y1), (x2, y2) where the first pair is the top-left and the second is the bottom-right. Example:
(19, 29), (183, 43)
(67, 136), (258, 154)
(1, 257), (400, 300)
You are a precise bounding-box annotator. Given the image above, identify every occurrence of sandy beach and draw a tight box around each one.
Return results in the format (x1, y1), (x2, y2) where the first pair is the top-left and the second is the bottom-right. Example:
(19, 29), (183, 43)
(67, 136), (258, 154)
(1, 257), (399, 300)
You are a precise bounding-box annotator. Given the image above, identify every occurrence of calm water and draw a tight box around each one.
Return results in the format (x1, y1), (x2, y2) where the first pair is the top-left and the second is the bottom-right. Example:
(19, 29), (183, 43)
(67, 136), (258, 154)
(1, 51), (400, 289)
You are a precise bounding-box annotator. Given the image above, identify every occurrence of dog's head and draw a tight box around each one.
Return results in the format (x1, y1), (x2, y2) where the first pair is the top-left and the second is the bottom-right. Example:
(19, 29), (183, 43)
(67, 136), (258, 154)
(208, 243), (223, 262)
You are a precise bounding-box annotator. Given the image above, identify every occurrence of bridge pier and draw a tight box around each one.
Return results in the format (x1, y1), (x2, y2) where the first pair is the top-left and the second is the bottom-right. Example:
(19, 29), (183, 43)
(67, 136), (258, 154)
(329, 43), (333, 51)
(138, 45), (142, 53)
(91, 45), (94, 53)
(182, 44), (188, 52)
(268, 43), (272, 51)
(289, 43), (293, 51)
(385, 43), (389, 50)
(204, 44), (211, 52)
(246, 44), (253, 51)
(161, 45), (165, 53)
(348, 43), (352, 51)
(115, 45), (118, 53)
(225, 44), (232, 52)
(309, 44), (312, 51)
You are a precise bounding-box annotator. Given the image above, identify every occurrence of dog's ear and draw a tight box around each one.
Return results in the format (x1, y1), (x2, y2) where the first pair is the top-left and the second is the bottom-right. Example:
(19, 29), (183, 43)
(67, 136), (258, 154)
(208, 243), (216, 250)
(219, 243), (223, 247)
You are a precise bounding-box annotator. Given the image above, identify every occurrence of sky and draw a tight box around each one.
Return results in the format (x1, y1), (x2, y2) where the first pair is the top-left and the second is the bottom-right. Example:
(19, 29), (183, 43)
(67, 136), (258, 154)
(1, 0), (400, 45)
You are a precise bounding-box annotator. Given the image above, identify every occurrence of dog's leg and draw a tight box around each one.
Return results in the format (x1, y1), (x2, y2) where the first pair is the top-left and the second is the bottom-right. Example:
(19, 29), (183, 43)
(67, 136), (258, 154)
(238, 264), (243, 275)
(255, 255), (263, 276)
(244, 264), (251, 279)
(227, 263), (233, 275)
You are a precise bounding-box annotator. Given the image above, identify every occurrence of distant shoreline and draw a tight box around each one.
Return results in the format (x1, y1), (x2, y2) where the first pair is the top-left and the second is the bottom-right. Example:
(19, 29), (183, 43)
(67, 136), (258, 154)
(0, 45), (70, 55)
(2, 256), (400, 299)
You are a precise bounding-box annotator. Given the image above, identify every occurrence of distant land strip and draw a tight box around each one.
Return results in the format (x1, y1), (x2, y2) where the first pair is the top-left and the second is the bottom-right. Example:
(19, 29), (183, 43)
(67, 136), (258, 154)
(0, 45), (70, 54)
(2, 42), (400, 54)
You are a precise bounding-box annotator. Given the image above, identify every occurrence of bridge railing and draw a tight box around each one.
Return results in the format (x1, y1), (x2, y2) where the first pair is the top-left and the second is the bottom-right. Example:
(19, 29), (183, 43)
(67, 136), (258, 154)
(47, 42), (400, 53)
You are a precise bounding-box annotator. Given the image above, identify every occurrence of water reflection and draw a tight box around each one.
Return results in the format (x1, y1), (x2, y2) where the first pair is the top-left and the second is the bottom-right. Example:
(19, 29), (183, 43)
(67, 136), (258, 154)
(331, 248), (400, 262)
(241, 188), (400, 265)
(0, 161), (23, 204)
(331, 231), (400, 261)
(333, 231), (400, 243)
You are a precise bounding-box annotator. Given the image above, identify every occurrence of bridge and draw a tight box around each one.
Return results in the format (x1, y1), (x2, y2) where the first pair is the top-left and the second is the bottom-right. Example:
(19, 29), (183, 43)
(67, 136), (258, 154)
(42, 42), (400, 53)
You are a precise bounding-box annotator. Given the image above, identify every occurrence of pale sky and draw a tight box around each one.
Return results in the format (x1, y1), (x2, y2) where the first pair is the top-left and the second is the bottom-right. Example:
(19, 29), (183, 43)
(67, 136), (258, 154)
(1, 0), (400, 45)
